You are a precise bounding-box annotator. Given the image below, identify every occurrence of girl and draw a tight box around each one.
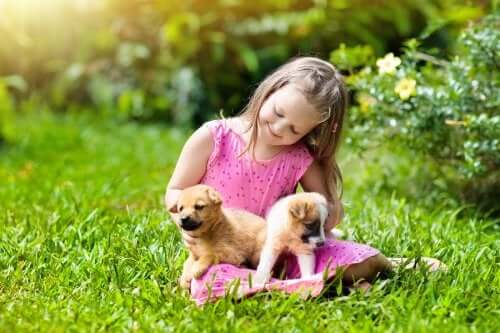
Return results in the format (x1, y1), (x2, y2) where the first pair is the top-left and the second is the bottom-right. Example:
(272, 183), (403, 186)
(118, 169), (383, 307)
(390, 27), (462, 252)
(166, 57), (443, 304)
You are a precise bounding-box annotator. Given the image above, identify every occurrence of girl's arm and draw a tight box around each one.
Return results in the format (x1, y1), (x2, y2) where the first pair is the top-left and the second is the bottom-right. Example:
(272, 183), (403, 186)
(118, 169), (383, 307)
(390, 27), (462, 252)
(299, 160), (343, 230)
(165, 124), (214, 211)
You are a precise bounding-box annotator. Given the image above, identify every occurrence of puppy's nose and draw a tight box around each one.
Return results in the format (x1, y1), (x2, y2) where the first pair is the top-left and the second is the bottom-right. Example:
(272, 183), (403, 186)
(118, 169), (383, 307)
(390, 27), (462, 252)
(179, 216), (201, 231)
(180, 216), (193, 227)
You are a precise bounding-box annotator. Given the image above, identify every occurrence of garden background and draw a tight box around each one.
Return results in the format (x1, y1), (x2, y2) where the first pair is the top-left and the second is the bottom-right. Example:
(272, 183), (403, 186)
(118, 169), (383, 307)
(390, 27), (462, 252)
(0, 1), (499, 331)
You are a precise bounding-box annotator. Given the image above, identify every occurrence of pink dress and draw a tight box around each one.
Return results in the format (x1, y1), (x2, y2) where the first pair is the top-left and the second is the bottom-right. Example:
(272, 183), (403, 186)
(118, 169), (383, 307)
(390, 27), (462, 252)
(191, 119), (379, 305)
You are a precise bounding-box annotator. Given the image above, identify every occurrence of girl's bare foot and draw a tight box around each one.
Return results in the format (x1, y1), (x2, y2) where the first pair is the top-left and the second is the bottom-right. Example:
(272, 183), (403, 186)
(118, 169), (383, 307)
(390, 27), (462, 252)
(351, 280), (372, 294)
(388, 257), (448, 272)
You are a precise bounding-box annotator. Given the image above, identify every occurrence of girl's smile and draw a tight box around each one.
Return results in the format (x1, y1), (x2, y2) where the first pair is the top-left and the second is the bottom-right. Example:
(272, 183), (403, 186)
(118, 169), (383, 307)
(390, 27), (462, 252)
(266, 122), (282, 139)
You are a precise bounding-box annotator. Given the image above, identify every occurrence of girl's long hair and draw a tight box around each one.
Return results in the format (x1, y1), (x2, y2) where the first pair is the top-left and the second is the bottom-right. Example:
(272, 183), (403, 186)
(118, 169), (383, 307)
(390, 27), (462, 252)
(239, 56), (348, 200)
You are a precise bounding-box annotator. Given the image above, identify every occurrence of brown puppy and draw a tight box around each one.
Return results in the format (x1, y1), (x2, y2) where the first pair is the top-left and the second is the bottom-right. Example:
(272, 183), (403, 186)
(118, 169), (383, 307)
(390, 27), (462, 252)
(169, 184), (266, 289)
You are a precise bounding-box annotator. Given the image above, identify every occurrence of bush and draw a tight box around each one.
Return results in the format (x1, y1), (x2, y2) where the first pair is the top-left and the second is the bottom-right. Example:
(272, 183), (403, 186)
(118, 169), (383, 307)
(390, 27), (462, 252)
(335, 13), (499, 209)
(0, 83), (9, 143)
(0, 76), (25, 143)
(0, 1), (486, 126)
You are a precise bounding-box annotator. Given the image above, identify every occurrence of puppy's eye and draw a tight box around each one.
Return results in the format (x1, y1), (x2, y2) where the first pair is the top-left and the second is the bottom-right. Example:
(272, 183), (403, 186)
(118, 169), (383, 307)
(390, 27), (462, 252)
(305, 223), (316, 230)
(194, 204), (205, 210)
(305, 220), (320, 230)
(179, 206), (184, 212)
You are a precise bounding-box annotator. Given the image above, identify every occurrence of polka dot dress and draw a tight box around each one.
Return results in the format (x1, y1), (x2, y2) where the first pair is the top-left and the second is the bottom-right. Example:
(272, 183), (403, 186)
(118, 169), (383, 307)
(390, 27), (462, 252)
(191, 239), (379, 305)
(191, 119), (380, 305)
(200, 119), (314, 217)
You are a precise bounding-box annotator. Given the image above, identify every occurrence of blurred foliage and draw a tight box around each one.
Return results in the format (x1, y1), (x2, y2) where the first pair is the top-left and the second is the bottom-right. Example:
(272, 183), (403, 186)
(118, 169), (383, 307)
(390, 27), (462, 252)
(0, 0), (488, 127)
(339, 12), (499, 210)
(0, 82), (10, 143)
(0, 75), (24, 143)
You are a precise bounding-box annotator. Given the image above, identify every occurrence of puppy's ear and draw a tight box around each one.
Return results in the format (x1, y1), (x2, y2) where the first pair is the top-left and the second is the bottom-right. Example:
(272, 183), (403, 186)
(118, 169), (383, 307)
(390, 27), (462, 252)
(168, 203), (179, 213)
(289, 200), (309, 220)
(207, 188), (222, 205)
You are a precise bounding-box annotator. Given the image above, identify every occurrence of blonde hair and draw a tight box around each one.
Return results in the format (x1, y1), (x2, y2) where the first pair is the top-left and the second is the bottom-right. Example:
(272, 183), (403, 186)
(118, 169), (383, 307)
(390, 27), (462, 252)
(239, 56), (348, 200)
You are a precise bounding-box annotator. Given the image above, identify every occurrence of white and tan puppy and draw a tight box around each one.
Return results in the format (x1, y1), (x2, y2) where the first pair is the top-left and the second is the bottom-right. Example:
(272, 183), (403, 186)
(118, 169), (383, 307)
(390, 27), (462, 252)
(253, 192), (329, 285)
(169, 185), (267, 289)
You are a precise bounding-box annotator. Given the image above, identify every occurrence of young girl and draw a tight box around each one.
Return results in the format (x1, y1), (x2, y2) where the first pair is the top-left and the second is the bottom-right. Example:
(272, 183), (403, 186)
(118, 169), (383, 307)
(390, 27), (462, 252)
(166, 57), (443, 304)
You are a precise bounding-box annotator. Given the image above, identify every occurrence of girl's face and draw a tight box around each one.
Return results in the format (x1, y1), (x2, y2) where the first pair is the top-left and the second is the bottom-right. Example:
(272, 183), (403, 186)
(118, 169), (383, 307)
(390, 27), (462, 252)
(257, 84), (322, 147)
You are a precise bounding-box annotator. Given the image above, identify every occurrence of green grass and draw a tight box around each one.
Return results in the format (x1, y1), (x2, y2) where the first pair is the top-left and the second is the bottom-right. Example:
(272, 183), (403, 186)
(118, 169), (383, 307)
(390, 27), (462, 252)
(0, 111), (499, 332)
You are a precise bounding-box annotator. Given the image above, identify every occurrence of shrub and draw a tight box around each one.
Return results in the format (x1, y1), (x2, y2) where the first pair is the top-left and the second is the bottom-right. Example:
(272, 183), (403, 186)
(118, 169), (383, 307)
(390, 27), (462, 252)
(0, 83), (9, 143)
(335, 13), (499, 209)
(0, 76), (25, 143)
(0, 1), (486, 126)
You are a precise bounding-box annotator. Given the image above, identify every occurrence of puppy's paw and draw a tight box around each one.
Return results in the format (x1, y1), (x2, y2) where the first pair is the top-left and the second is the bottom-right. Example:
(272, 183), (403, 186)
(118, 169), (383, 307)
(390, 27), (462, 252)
(192, 257), (217, 279)
(252, 272), (269, 287)
(297, 253), (315, 278)
(192, 266), (210, 279)
(236, 284), (251, 299)
(179, 274), (192, 290)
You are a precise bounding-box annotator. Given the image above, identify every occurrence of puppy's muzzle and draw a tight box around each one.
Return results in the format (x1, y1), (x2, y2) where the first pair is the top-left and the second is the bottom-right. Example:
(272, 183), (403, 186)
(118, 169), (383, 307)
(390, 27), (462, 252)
(302, 221), (325, 247)
(314, 239), (325, 247)
(180, 216), (201, 231)
(302, 234), (324, 247)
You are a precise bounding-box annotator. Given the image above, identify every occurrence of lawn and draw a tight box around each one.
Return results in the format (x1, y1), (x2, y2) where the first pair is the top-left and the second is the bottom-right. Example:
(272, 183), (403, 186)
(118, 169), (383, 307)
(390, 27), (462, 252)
(0, 111), (498, 332)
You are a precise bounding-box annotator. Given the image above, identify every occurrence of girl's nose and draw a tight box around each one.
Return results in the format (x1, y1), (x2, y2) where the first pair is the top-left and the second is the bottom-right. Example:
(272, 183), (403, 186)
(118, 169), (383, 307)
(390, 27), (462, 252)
(274, 119), (287, 135)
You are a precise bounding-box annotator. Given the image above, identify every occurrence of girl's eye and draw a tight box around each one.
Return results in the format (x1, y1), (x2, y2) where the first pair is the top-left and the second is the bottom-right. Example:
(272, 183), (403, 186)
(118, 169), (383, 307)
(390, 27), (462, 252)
(273, 108), (284, 118)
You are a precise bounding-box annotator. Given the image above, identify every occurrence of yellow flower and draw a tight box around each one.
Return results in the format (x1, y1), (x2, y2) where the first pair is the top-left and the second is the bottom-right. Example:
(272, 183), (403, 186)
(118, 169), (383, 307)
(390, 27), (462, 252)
(395, 78), (417, 100)
(376, 53), (401, 75)
(357, 93), (377, 113)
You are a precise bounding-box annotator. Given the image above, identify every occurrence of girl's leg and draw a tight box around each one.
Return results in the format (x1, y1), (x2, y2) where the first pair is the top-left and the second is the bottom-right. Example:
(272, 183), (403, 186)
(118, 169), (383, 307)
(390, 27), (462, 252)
(342, 253), (392, 285)
(351, 280), (373, 293)
(328, 253), (391, 293)
(341, 255), (447, 286)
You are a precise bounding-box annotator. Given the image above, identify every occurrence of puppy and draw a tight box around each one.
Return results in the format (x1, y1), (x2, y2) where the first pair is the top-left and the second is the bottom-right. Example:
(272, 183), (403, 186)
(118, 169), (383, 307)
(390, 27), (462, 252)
(169, 184), (266, 289)
(253, 192), (329, 285)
